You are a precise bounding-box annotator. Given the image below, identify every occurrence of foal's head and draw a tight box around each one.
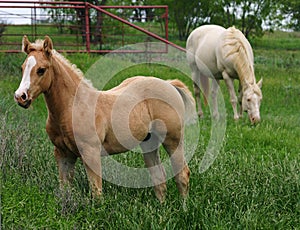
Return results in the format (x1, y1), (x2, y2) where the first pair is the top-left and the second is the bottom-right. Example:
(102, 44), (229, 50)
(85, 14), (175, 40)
(14, 36), (53, 108)
(242, 79), (263, 124)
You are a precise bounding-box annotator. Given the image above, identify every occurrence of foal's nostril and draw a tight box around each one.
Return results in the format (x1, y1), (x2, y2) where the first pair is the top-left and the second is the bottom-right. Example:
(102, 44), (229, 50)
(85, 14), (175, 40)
(21, 93), (27, 101)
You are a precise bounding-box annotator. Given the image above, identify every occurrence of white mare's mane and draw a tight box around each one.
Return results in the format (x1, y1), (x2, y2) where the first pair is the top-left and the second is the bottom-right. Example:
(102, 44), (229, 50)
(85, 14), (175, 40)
(222, 27), (255, 85)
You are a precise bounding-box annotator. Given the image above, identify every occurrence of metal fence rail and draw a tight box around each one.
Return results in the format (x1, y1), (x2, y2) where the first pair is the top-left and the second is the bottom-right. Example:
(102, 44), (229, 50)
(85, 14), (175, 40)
(0, 1), (184, 53)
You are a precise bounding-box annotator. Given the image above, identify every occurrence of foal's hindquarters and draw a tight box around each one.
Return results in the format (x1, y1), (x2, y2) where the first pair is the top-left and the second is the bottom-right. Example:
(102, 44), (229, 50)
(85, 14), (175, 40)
(72, 77), (191, 203)
(139, 102), (190, 202)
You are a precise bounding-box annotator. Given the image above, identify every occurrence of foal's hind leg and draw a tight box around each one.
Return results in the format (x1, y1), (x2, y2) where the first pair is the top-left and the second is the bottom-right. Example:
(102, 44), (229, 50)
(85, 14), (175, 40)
(81, 150), (102, 198)
(163, 135), (190, 198)
(140, 134), (167, 203)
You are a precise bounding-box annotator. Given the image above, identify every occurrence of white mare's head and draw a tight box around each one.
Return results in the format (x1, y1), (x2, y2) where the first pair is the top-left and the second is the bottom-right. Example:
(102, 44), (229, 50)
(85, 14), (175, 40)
(242, 79), (263, 124)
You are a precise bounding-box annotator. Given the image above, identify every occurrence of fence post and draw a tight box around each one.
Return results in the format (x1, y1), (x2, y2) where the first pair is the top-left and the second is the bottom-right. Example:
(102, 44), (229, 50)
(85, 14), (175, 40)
(85, 2), (90, 53)
(164, 6), (168, 53)
(165, 6), (168, 41)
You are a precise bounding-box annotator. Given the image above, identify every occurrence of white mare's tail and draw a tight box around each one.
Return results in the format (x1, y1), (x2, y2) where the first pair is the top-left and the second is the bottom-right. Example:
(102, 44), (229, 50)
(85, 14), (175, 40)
(168, 79), (197, 125)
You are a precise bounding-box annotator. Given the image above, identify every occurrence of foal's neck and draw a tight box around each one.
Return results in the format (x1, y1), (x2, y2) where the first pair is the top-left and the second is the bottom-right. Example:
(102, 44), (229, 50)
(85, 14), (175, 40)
(44, 55), (94, 119)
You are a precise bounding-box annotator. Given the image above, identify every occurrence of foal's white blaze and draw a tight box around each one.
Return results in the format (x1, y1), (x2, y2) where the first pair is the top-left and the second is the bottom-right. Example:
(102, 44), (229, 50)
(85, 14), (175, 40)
(15, 56), (36, 98)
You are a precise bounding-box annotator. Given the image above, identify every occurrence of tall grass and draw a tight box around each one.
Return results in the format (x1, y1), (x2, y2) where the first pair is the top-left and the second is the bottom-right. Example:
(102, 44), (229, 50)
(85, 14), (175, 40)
(0, 32), (299, 229)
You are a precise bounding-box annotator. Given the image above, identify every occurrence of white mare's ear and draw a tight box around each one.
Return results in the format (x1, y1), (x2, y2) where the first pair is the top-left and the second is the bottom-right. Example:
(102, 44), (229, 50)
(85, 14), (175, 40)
(257, 78), (263, 88)
(43, 35), (53, 58)
(22, 35), (31, 54)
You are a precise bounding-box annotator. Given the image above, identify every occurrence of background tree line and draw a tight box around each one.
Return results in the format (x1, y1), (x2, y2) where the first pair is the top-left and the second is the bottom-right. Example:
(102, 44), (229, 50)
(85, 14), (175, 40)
(53, 0), (300, 41)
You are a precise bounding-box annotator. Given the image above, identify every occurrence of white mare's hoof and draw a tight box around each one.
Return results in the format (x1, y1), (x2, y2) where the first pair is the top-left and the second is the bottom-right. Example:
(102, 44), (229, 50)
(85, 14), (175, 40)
(234, 115), (240, 120)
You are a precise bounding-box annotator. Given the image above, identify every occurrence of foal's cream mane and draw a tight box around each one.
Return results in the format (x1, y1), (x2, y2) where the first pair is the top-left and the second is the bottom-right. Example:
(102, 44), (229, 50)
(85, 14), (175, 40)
(222, 27), (255, 85)
(29, 39), (94, 88)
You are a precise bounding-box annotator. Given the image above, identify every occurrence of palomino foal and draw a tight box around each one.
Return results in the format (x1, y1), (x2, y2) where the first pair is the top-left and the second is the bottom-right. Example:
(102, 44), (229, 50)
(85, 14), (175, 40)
(14, 36), (196, 202)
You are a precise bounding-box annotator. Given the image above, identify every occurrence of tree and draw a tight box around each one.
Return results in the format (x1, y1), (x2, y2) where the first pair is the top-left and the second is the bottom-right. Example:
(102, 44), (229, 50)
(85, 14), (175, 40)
(94, 0), (108, 45)
(49, 0), (108, 44)
(157, 0), (281, 40)
(280, 0), (300, 31)
(72, 0), (107, 44)
(222, 0), (280, 38)
(157, 0), (225, 40)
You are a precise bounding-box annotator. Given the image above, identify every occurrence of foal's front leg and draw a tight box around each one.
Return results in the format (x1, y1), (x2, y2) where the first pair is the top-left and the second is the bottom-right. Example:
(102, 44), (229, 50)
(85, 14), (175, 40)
(54, 147), (77, 188)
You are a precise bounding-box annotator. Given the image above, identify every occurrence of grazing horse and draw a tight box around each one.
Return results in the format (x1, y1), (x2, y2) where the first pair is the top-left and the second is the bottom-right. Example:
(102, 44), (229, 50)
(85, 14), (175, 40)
(186, 24), (263, 123)
(14, 35), (197, 202)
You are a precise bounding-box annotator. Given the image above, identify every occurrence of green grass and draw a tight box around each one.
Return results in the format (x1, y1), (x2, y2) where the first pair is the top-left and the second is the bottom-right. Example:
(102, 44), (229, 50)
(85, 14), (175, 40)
(252, 30), (300, 50)
(0, 31), (299, 229)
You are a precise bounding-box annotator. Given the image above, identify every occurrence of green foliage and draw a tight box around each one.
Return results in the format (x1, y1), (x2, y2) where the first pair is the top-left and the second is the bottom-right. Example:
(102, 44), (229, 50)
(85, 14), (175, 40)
(222, 0), (280, 38)
(127, 0), (284, 39)
(279, 0), (300, 31)
(0, 21), (6, 39)
(1, 31), (299, 228)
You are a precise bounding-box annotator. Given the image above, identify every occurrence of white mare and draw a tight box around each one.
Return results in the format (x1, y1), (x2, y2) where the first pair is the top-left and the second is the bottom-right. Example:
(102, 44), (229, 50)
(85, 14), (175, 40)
(186, 24), (262, 123)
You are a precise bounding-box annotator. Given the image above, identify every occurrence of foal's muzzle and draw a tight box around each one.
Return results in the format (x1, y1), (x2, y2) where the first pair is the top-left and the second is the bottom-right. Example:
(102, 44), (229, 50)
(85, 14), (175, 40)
(14, 92), (32, 109)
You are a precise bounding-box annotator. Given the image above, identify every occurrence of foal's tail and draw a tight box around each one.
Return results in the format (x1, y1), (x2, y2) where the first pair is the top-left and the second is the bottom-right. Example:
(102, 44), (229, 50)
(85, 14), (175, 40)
(168, 79), (197, 125)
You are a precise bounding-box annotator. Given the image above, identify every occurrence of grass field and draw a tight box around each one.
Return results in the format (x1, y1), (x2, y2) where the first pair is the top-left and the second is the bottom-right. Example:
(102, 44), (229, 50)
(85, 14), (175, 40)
(0, 31), (299, 229)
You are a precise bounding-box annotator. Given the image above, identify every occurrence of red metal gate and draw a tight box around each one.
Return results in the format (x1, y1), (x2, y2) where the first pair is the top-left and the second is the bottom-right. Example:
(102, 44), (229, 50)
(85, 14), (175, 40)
(0, 1), (184, 53)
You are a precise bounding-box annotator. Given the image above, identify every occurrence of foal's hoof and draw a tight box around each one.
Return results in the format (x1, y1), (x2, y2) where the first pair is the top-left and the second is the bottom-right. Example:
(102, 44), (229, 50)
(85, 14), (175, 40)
(198, 111), (204, 118)
(91, 188), (102, 200)
(212, 113), (219, 121)
(154, 184), (167, 203)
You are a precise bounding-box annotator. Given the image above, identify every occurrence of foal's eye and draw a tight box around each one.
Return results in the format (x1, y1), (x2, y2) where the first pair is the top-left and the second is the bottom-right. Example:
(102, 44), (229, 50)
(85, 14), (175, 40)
(247, 98), (251, 102)
(37, 68), (46, 76)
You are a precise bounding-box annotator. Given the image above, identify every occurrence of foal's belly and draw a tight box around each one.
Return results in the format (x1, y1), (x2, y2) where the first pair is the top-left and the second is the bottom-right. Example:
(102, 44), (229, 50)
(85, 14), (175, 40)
(101, 134), (147, 155)
(101, 124), (149, 155)
(102, 141), (129, 155)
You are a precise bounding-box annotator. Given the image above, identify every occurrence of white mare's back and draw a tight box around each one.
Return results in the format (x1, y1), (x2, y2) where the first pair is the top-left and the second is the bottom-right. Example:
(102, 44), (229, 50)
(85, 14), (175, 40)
(186, 25), (225, 78)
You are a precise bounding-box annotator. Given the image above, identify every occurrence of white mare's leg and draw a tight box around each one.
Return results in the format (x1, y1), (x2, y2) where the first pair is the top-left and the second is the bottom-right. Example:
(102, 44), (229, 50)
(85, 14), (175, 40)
(222, 71), (239, 120)
(211, 78), (220, 120)
(141, 134), (166, 203)
(193, 83), (203, 118)
(192, 68), (204, 118)
(238, 82), (243, 117)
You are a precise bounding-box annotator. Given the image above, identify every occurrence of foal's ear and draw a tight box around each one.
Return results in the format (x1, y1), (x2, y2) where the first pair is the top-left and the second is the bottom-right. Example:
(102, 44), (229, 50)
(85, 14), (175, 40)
(257, 78), (263, 88)
(22, 35), (31, 54)
(43, 36), (53, 58)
